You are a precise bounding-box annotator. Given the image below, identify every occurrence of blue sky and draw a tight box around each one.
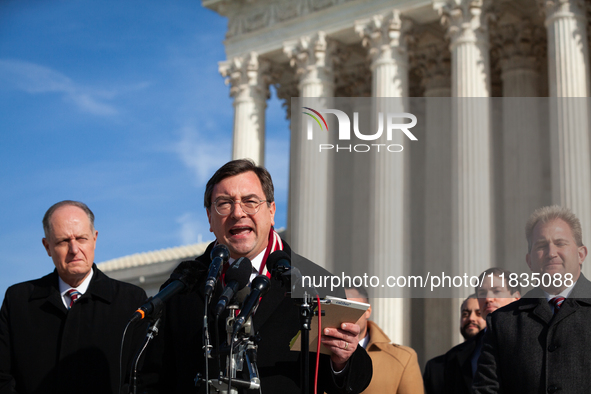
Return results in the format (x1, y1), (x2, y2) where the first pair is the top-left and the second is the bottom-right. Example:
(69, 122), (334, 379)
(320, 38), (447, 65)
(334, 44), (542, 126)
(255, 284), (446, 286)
(0, 0), (290, 302)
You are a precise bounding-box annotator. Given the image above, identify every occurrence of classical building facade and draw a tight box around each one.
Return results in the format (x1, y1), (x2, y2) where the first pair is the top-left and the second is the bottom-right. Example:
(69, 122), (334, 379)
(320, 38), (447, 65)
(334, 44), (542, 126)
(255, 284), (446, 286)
(100, 0), (591, 366)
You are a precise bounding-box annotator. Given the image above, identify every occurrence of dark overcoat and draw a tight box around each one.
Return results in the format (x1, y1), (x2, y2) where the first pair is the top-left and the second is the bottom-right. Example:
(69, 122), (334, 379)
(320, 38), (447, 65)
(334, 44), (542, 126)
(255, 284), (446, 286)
(423, 354), (445, 394)
(0, 265), (148, 394)
(442, 329), (485, 394)
(473, 273), (591, 394)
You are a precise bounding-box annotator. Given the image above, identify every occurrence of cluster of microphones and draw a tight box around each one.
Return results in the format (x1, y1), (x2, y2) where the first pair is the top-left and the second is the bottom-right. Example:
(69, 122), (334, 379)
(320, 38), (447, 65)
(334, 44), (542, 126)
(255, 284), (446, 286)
(129, 244), (300, 334)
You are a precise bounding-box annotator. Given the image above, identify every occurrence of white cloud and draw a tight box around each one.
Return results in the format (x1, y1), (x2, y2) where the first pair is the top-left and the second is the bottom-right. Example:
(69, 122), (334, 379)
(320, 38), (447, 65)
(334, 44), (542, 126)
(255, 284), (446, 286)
(172, 124), (232, 185)
(176, 211), (212, 245)
(0, 58), (127, 116)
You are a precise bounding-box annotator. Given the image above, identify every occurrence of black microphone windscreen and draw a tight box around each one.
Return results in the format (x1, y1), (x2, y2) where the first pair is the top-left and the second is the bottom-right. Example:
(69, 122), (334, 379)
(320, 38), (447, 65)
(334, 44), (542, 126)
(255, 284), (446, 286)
(266, 250), (291, 272)
(210, 243), (230, 261)
(225, 257), (252, 289)
(162, 260), (208, 292)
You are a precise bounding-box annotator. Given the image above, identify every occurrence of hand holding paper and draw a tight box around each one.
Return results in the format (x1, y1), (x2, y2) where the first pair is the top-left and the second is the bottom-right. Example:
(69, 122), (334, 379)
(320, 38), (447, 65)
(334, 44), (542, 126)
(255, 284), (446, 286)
(321, 322), (361, 370)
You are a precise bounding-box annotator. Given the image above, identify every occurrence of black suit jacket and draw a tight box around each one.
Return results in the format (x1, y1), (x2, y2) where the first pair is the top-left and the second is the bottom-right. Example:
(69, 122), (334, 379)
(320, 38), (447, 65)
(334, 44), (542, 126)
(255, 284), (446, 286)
(0, 265), (148, 394)
(442, 330), (484, 394)
(423, 354), (445, 394)
(153, 240), (372, 393)
(473, 273), (591, 394)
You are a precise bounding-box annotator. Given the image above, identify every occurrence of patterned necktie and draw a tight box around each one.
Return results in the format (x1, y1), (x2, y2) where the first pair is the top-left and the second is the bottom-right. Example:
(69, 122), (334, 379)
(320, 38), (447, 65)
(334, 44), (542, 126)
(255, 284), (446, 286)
(549, 296), (565, 314)
(66, 289), (82, 309)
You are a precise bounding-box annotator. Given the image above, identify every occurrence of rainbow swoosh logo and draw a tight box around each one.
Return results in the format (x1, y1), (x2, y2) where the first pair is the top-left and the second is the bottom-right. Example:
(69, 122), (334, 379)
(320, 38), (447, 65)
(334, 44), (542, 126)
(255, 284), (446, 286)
(302, 107), (328, 131)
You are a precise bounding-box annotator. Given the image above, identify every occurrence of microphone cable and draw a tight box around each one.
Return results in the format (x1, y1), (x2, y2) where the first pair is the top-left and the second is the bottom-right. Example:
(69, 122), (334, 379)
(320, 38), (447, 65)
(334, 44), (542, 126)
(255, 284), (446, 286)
(315, 295), (321, 394)
(203, 294), (210, 394)
(118, 319), (133, 393)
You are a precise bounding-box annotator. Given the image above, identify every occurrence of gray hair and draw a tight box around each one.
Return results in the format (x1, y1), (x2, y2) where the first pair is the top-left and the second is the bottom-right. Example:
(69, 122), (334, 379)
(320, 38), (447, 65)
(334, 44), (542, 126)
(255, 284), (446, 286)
(42, 200), (95, 238)
(525, 205), (583, 252)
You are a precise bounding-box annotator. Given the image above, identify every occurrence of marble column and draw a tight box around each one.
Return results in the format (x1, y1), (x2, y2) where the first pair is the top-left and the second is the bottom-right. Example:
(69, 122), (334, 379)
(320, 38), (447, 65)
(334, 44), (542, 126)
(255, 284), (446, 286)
(493, 14), (549, 271)
(436, 0), (493, 283)
(541, 0), (591, 253)
(284, 32), (335, 270)
(413, 28), (455, 358)
(219, 52), (270, 166)
(543, 0), (590, 97)
(356, 10), (412, 345)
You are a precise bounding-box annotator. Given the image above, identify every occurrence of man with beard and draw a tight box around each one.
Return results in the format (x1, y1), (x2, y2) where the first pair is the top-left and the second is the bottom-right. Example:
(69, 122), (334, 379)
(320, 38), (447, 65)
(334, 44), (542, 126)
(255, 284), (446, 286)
(442, 268), (520, 394)
(423, 294), (486, 394)
(459, 295), (487, 341)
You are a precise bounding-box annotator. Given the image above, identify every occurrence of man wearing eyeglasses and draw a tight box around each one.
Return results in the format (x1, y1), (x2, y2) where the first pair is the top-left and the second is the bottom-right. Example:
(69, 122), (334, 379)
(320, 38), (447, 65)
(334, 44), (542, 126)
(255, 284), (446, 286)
(153, 159), (372, 394)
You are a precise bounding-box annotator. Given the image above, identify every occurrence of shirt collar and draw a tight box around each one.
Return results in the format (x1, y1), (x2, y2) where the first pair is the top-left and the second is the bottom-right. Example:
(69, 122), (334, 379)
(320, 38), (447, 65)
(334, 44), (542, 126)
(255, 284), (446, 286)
(358, 333), (370, 349)
(228, 249), (266, 282)
(543, 281), (576, 302)
(58, 268), (94, 308)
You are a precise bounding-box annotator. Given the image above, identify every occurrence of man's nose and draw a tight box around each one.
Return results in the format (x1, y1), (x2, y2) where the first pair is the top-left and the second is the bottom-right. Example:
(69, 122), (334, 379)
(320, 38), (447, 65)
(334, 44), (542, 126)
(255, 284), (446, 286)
(230, 201), (247, 218)
(68, 241), (79, 254)
(547, 243), (559, 258)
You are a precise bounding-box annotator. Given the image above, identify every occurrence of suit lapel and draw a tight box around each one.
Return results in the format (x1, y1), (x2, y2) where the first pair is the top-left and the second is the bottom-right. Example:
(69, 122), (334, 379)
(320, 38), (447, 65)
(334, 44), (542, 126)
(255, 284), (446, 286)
(29, 271), (67, 315)
(550, 298), (578, 325)
(518, 287), (553, 324)
(531, 299), (554, 324)
(251, 239), (292, 331)
(550, 273), (591, 325)
(522, 274), (591, 326)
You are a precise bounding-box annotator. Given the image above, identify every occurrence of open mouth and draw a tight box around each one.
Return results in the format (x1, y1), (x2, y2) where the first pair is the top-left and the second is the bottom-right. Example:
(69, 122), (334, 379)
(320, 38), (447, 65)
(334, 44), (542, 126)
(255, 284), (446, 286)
(230, 226), (253, 236)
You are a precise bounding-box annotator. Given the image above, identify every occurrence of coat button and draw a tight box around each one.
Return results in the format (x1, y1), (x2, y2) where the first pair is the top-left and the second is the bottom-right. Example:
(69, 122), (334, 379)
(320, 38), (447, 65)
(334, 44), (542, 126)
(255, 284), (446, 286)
(548, 385), (560, 393)
(548, 344), (559, 352)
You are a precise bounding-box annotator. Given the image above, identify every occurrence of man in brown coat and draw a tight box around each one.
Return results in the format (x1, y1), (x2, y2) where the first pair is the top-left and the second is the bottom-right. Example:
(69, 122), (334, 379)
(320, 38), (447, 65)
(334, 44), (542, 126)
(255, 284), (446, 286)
(345, 287), (424, 394)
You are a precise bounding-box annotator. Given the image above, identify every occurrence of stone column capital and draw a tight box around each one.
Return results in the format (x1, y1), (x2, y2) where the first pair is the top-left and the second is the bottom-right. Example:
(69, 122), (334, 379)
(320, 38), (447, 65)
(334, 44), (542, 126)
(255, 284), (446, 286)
(219, 52), (271, 102)
(411, 28), (451, 94)
(283, 31), (336, 84)
(355, 10), (413, 66)
(537, 0), (586, 21)
(490, 14), (545, 73)
(435, 0), (493, 49)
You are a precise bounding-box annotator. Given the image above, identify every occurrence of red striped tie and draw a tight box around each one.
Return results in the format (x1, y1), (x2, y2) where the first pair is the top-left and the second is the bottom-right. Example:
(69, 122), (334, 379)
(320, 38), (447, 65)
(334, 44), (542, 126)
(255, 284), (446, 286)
(549, 296), (565, 314)
(66, 289), (81, 309)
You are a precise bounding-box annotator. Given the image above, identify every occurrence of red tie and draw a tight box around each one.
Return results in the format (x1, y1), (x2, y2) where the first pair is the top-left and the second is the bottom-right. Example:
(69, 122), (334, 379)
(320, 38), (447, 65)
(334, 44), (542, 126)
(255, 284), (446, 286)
(66, 289), (81, 309)
(549, 296), (565, 314)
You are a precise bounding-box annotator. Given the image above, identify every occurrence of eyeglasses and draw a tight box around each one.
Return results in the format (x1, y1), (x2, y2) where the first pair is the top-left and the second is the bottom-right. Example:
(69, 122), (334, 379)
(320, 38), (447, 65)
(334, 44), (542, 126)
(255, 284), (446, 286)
(213, 197), (268, 216)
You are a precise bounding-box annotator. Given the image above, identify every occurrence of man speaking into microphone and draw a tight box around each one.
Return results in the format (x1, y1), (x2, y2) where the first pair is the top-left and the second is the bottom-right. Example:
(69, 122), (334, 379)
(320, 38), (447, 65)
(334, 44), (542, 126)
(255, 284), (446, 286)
(152, 159), (372, 393)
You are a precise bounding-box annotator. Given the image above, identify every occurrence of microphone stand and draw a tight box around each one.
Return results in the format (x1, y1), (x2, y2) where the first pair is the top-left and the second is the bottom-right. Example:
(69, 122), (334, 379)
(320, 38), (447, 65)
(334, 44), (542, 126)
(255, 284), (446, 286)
(206, 305), (261, 393)
(298, 294), (330, 394)
(201, 294), (213, 394)
(299, 292), (313, 394)
(272, 265), (320, 394)
(129, 314), (162, 394)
